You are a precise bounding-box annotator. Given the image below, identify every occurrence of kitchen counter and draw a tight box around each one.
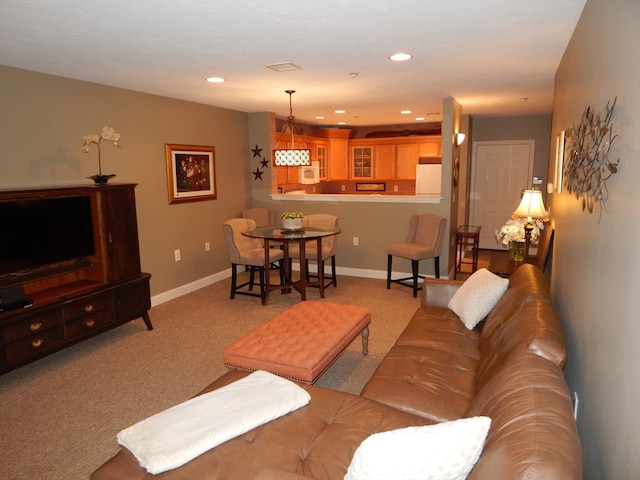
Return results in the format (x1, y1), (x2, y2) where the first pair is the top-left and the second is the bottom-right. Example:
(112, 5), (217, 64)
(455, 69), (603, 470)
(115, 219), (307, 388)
(271, 193), (442, 204)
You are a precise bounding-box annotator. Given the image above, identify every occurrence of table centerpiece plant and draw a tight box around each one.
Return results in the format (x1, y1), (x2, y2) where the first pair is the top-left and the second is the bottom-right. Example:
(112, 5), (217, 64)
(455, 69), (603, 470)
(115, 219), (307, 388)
(495, 219), (544, 262)
(281, 211), (304, 230)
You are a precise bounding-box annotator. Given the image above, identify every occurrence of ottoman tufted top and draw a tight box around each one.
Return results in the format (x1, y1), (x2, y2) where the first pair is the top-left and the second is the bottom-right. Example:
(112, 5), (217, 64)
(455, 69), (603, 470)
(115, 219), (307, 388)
(223, 301), (371, 384)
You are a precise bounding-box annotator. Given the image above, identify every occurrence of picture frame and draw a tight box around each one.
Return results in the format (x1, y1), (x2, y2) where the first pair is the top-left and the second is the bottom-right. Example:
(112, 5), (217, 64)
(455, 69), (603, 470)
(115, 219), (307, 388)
(356, 182), (385, 192)
(555, 131), (565, 194)
(165, 144), (216, 204)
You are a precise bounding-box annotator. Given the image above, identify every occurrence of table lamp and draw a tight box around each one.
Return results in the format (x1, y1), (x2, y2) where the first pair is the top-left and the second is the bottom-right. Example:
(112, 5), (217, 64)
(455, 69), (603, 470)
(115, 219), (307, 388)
(511, 189), (550, 262)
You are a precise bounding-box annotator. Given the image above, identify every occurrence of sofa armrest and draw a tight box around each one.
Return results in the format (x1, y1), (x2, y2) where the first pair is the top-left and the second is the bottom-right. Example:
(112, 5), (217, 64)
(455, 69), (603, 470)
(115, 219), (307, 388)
(421, 278), (464, 308)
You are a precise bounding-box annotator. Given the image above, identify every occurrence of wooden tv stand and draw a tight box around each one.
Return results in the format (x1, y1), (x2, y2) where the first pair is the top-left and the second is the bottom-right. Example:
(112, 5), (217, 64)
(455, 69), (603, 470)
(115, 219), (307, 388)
(0, 184), (152, 374)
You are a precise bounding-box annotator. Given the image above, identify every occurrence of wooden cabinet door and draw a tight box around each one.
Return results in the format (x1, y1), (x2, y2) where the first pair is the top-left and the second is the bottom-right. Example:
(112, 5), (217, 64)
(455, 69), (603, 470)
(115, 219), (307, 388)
(374, 144), (395, 179)
(419, 141), (441, 157)
(351, 146), (373, 179)
(396, 143), (419, 179)
(328, 138), (349, 180)
(98, 185), (142, 281)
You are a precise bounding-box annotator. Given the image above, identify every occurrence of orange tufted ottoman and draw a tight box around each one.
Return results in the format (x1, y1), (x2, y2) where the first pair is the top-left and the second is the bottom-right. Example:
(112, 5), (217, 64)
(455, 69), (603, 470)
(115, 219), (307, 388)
(223, 301), (371, 384)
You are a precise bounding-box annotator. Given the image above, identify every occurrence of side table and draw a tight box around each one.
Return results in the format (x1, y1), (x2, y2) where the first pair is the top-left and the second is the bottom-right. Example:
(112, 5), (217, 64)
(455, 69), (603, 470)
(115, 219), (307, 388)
(454, 225), (481, 279)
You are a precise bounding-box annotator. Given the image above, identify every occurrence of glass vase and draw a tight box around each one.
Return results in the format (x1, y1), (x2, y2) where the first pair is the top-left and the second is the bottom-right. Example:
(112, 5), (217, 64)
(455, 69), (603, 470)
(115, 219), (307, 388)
(508, 241), (525, 262)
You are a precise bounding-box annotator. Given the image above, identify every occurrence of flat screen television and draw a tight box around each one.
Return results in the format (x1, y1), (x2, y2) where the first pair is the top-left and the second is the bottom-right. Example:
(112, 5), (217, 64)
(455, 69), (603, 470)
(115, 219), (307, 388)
(0, 195), (95, 278)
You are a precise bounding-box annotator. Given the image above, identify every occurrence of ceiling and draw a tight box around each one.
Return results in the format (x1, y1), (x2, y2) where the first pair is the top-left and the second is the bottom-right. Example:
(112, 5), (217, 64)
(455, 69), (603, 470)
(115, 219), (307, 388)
(0, 0), (586, 127)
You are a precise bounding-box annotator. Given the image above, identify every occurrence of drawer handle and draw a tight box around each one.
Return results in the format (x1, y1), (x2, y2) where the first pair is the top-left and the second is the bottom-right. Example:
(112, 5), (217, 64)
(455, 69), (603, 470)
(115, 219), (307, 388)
(84, 319), (96, 328)
(31, 338), (44, 349)
(83, 304), (95, 313)
(30, 322), (43, 331)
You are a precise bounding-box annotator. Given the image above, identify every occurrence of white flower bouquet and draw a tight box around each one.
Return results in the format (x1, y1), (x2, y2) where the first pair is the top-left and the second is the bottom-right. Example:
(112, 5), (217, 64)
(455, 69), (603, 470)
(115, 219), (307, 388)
(495, 219), (543, 247)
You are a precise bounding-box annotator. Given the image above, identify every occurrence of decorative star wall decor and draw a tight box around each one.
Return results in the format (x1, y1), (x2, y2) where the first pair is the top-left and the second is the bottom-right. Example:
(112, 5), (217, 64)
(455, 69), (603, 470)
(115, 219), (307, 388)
(251, 144), (269, 181)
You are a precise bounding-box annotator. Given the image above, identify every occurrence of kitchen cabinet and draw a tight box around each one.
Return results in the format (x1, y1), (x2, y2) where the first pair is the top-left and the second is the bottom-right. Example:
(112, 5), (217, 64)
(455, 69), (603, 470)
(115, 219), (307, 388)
(314, 129), (351, 181)
(352, 146), (373, 178)
(374, 144), (396, 179)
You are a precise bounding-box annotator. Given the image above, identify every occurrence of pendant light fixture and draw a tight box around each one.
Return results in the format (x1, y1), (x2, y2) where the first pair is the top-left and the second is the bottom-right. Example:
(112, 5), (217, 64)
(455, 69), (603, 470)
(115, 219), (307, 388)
(273, 90), (311, 166)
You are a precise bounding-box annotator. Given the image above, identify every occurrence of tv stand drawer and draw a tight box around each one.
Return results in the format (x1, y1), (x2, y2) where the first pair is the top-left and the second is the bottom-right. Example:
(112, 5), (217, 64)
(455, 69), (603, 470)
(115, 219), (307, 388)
(2, 310), (63, 343)
(62, 293), (112, 322)
(65, 309), (113, 339)
(4, 326), (66, 364)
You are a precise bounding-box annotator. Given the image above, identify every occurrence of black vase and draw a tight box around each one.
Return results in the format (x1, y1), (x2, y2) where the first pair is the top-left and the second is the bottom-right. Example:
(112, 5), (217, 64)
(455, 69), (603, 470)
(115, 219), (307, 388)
(89, 174), (116, 185)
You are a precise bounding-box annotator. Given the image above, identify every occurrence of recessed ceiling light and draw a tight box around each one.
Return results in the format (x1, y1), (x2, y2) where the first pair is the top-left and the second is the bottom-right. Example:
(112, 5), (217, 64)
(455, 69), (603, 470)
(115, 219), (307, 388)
(389, 52), (412, 62)
(334, 109), (346, 114)
(401, 110), (412, 115)
(337, 121), (346, 125)
(315, 116), (325, 120)
(415, 117), (425, 121)
(206, 77), (225, 83)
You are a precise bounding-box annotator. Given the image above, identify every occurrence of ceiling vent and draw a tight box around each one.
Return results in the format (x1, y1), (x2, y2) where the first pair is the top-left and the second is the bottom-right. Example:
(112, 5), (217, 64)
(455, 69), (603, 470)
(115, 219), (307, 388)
(266, 62), (302, 72)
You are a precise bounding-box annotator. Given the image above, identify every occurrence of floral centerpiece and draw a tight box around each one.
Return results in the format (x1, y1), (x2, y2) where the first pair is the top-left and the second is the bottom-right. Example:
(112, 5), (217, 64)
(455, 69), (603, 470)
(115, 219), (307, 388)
(495, 219), (544, 261)
(82, 126), (122, 185)
(281, 211), (303, 230)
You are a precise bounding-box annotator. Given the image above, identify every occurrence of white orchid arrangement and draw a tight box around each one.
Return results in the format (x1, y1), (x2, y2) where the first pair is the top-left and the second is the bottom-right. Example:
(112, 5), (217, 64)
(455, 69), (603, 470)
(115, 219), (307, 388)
(495, 219), (544, 246)
(82, 126), (122, 176)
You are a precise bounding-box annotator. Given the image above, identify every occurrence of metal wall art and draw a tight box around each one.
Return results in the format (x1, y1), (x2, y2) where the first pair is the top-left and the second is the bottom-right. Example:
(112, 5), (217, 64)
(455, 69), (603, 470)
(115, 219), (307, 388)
(564, 97), (619, 218)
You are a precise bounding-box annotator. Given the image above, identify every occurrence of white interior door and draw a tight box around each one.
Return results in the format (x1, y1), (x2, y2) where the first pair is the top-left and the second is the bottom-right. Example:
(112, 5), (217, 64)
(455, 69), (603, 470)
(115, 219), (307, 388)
(470, 141), (534, 249)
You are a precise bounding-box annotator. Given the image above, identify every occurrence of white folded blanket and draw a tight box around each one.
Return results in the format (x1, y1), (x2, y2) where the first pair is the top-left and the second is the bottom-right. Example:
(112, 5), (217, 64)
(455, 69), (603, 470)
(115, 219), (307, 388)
(117, 370), (311, 474)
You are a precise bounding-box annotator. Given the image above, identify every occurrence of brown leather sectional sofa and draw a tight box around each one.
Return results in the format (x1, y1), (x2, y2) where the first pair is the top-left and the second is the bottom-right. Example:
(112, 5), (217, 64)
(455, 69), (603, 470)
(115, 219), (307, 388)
(92, 264), (582, 479)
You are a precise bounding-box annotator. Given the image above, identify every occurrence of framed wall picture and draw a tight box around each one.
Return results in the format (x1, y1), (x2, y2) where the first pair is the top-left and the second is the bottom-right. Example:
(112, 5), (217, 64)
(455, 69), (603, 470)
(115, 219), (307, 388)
(356, 182), (385, 192)
(165, 144), (216, 204)
(555, 131), (565, 194)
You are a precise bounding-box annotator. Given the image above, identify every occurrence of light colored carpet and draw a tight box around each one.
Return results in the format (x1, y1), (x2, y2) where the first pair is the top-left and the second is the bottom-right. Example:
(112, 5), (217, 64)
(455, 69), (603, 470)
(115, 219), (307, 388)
(0, 274), (421, 480)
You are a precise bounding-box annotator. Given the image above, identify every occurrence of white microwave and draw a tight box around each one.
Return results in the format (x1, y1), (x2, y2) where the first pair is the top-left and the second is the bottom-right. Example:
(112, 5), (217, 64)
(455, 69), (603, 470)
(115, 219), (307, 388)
(299, 161), (320, 184)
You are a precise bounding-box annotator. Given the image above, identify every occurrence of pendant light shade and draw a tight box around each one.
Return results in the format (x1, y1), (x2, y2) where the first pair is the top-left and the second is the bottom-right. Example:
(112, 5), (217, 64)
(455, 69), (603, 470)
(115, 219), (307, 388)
(273, 90), (311, 166)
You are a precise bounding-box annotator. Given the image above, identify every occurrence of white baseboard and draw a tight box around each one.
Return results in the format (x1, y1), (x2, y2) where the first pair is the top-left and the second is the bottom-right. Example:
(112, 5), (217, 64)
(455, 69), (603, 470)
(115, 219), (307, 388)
(150, 265), (448, 307)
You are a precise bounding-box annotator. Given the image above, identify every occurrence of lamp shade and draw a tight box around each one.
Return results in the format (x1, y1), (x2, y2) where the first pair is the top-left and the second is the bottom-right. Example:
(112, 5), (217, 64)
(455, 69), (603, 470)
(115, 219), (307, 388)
(511, 189), (549, 221)
(273, 149), (311, 166)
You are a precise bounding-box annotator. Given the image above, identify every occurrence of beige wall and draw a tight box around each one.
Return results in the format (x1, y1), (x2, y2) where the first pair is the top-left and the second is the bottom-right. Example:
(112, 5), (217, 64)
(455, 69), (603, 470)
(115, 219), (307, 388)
(0, 66), (251, 296)
(550, 1), (640, 478)
(472, 114), (552, 188)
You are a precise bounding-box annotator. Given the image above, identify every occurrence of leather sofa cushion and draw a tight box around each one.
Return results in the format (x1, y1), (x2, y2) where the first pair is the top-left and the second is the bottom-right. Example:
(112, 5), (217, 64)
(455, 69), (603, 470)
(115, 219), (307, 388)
(482, 264), (551, 335)
(360, 345), (477, 422)
(395, 306), (480, 360)
(476, 300), (567, 391)
(465, 352), (582, 480)
(91, 370), (433, 480)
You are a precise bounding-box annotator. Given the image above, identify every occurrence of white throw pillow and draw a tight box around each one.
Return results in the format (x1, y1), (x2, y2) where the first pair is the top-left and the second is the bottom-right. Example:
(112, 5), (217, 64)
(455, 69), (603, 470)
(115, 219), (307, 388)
(344, 416), (491, 480)
(448, 268), (509, 330)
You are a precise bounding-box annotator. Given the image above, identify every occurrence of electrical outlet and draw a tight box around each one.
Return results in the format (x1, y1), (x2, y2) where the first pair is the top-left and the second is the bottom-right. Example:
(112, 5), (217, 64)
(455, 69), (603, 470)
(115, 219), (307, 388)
(353, 237), (359, 246)
(205, 242), (210, 251)
(341, 185), (346, 191)
(394, 185), (398, 192)
(174, 249), (181, 262)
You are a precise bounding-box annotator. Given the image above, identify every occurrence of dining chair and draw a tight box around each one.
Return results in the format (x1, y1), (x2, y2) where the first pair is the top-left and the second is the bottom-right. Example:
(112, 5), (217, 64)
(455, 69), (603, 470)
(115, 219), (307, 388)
(387, 213), (447, 297)
(222, 218), (284, 305)
(288, 214), (339, 290)
(241, 207), (275, 227)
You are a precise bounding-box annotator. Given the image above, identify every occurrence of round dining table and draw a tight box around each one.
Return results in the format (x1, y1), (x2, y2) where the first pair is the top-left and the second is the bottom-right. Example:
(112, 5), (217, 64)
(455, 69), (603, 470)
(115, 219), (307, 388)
(242, 225), (341, 304)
